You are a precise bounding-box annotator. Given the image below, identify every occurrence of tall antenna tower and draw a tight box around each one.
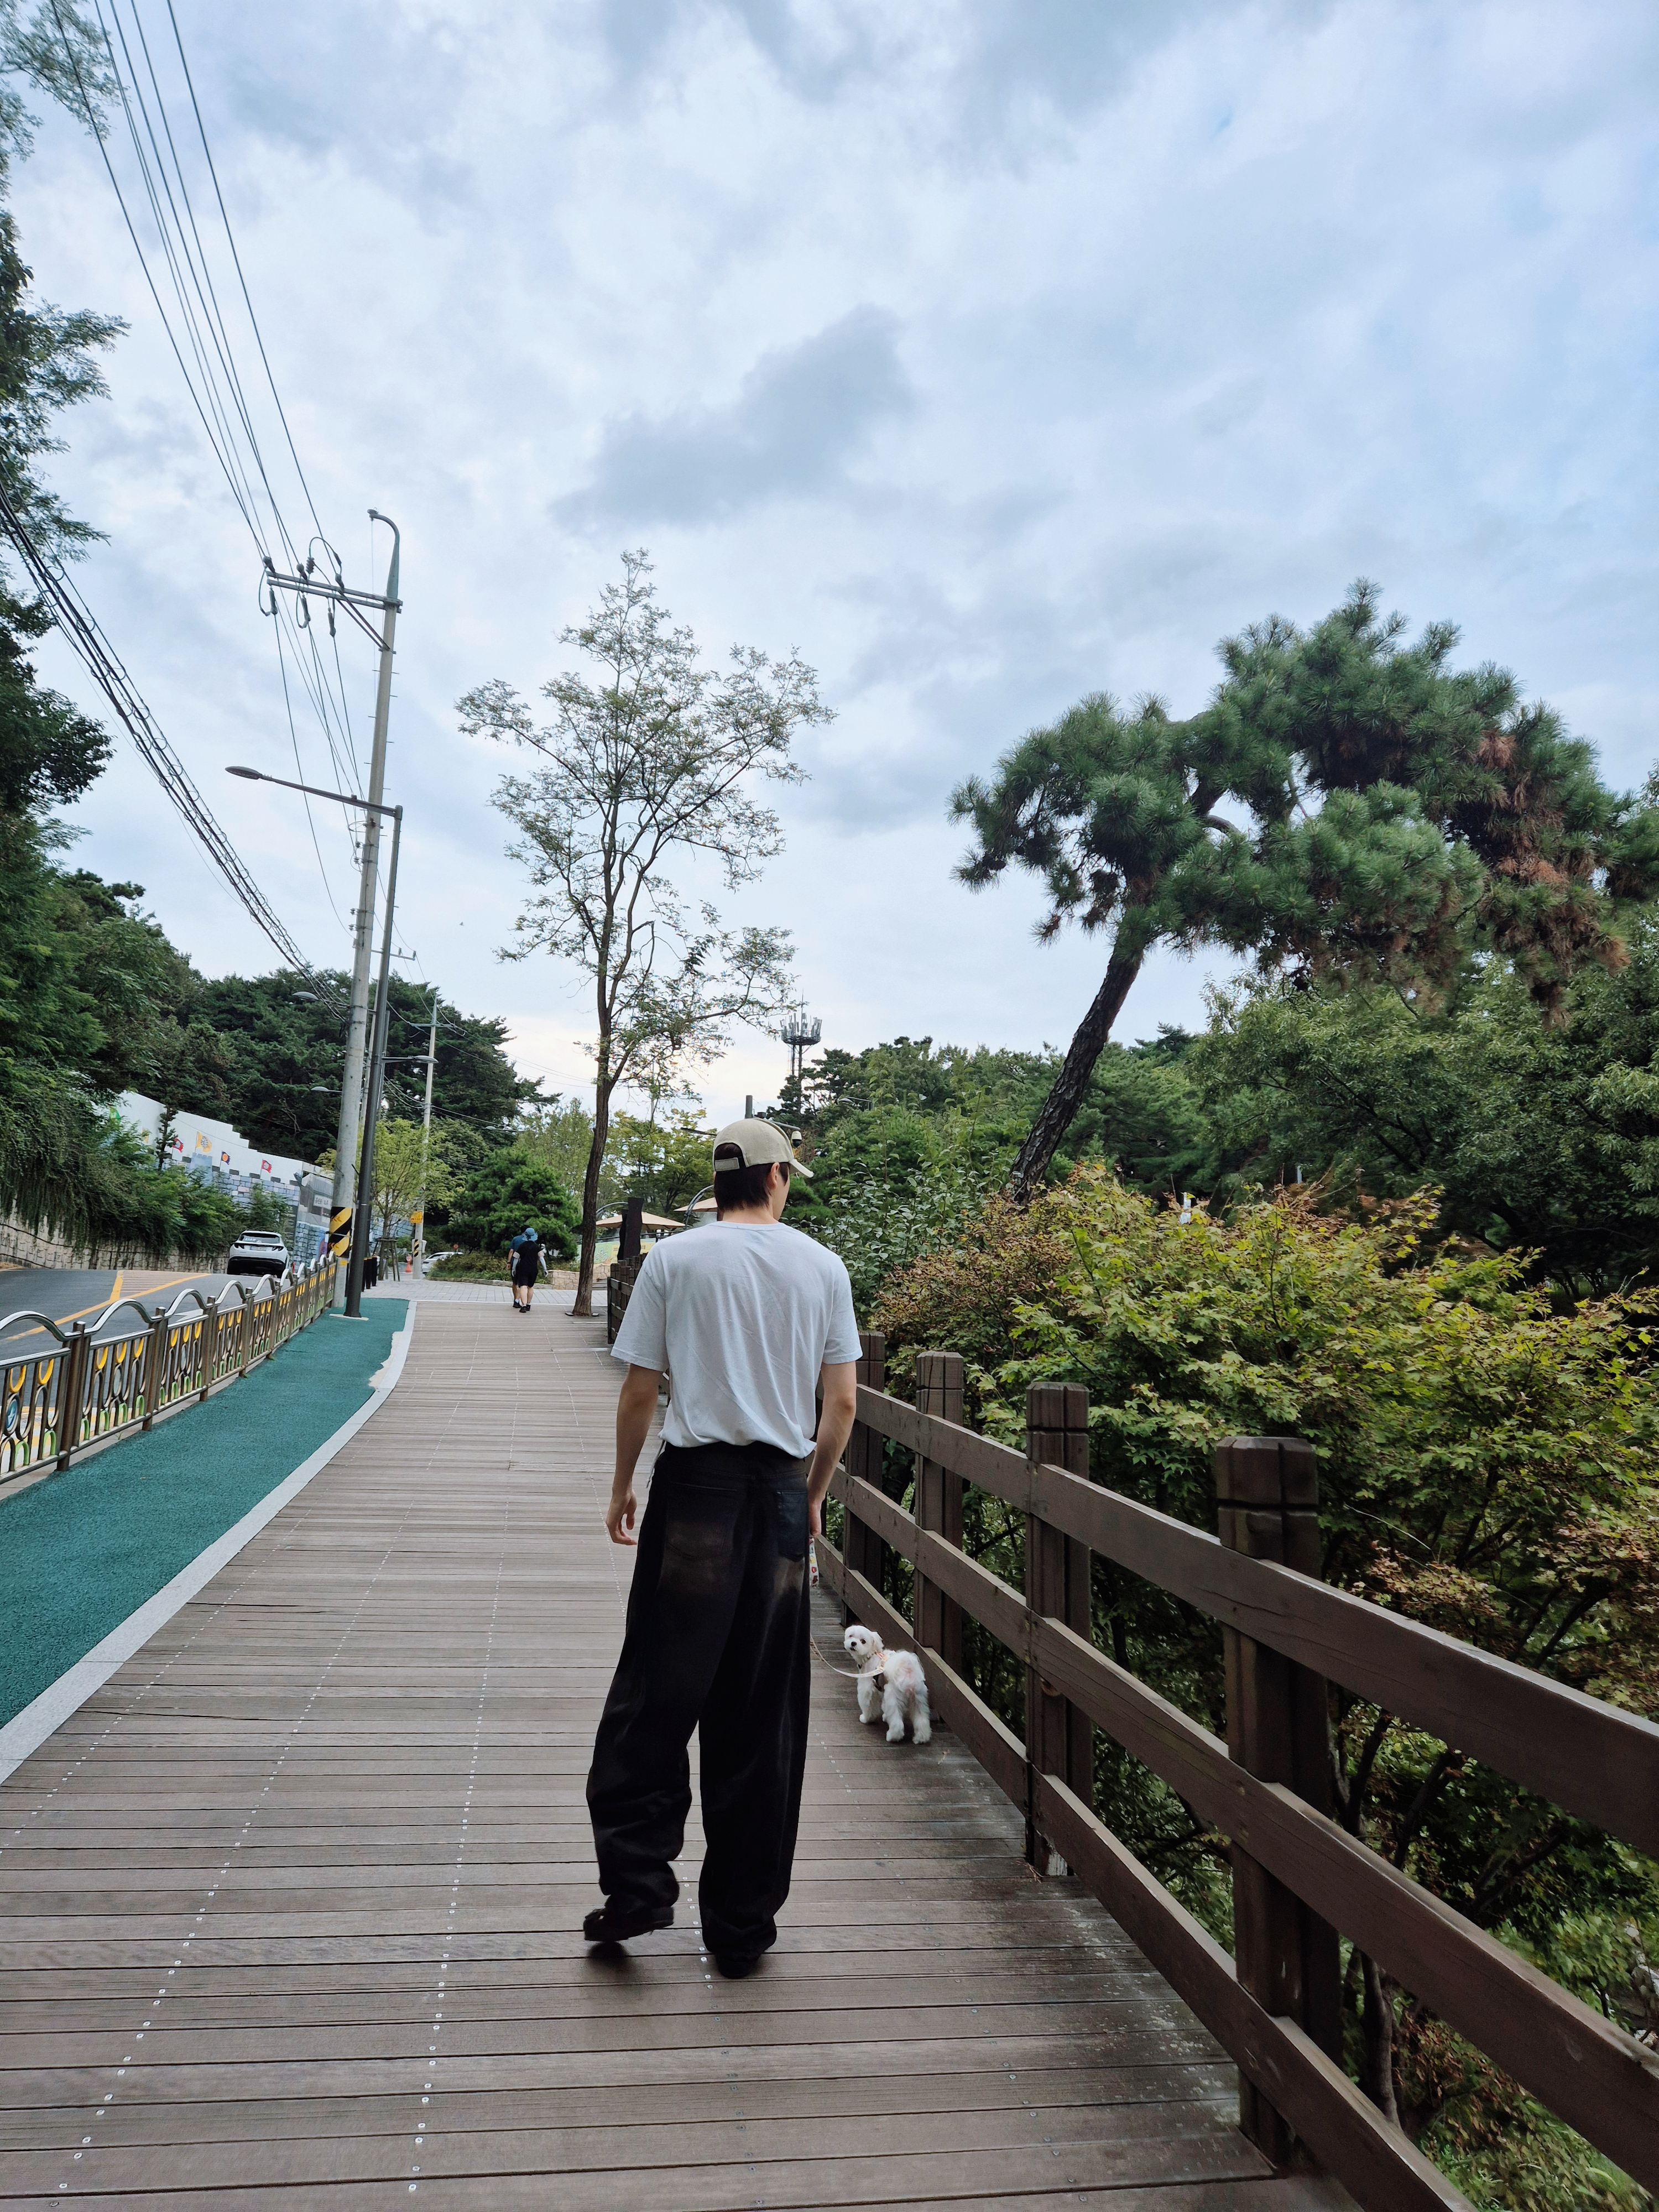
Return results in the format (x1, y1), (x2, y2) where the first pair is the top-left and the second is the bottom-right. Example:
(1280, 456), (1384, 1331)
(779, 1005), (822, 1092)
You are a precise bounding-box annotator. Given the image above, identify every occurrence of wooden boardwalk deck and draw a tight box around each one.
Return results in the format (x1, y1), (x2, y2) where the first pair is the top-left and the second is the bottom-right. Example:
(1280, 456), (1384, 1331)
(1, 1293), (1348, 2208)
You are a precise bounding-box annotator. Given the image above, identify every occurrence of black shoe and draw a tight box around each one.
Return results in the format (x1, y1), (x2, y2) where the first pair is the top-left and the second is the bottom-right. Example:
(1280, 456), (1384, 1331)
(583, 1900), (673, 1943)
(714, 1951), (761, 1979)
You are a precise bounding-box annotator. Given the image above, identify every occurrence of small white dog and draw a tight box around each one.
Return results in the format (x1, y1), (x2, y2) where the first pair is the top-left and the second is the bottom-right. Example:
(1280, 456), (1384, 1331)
(843, 1625), (931, 1744)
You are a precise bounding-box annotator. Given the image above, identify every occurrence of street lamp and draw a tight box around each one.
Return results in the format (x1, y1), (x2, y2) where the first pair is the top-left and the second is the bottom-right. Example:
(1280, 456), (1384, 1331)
(228, 764), (403, 1319)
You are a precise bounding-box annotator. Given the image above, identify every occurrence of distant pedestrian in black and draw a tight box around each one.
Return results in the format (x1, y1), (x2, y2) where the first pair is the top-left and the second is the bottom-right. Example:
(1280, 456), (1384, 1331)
(363, 1250), (379, 1291)
(510, 1224), (542, 1312)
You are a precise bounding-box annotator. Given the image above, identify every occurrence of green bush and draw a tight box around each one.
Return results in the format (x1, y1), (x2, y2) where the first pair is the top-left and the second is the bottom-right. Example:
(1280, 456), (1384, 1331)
(873, 1167), (1659, 2201)
(427, 1249), (511, 1282)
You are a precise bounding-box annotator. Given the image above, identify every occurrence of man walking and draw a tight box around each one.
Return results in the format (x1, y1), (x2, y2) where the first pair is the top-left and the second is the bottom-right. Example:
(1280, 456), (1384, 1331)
(509, 1223), (541, 1311)
(585, 1117), (860, 1978)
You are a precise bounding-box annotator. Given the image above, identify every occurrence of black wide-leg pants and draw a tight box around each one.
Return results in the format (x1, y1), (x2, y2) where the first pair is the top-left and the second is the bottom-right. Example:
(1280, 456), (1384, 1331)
(586, 1440), (813, 1958)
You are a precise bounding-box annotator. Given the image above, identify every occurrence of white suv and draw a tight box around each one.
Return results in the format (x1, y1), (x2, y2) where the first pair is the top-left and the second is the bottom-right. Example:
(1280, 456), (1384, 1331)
(227, 1230), (291, 1279)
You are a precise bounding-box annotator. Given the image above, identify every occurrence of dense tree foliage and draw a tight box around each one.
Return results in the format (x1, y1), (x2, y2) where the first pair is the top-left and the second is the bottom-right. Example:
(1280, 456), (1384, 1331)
(2, 859), (539, 1258)
(0, 148), (160, 1253)
(598, 1111), (710, 1217)
(871, 1169), (1659, 2207)
(446, 1148), (581, 1260)
(792, 917), (1659, 1310)
(513, 1097), (597, 1202)
(779, 1031), (1216, 1306)
(1188, 931), (1659, 1296)
(194, 969), (540, 1163)
(954, 583), (1659, 1194)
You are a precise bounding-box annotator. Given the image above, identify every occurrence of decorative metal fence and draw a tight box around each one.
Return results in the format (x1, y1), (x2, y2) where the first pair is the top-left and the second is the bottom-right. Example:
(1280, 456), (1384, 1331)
(0, 1256), (339, 1484)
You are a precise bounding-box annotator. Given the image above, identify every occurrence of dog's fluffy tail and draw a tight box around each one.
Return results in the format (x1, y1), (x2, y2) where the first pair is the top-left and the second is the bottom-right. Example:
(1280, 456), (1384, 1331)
(912, 1676), (932, 1745)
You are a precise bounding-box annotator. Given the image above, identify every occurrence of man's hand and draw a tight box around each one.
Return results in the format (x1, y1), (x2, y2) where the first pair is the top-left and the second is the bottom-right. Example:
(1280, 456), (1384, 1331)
(606, 1477), (639, 1546)
(609, 1363), (661, 1545)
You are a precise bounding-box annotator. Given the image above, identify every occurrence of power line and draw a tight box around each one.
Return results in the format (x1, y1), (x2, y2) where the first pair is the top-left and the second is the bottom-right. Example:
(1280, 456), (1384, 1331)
(163, 0), (327, 547)
(45, 0), (270, 552)
(51, 2), (366, 844)
(270, 591), (358, 801)
(0, 474), (345, 1013)
(272, 613), (352, 936)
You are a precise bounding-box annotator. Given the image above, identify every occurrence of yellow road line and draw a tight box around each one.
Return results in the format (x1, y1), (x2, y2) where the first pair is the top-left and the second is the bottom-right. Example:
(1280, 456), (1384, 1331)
(0, 1270), (214, 1352)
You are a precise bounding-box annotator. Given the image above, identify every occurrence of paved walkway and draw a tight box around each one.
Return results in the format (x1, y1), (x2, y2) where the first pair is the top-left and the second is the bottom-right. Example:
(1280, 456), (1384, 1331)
(0, 1301), (1344, 2208)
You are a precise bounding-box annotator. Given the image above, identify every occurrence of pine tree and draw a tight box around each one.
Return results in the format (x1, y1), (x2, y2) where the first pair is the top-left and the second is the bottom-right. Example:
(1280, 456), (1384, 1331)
(953, 583), (1659, 1197)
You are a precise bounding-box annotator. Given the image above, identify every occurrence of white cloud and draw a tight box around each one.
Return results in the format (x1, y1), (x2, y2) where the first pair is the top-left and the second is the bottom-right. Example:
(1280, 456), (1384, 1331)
(13, 0), (1655, 1127)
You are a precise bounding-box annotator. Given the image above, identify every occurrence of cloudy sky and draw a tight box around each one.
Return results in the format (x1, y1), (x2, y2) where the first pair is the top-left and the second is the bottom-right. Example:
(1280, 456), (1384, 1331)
(17, 0), (1657, 1123)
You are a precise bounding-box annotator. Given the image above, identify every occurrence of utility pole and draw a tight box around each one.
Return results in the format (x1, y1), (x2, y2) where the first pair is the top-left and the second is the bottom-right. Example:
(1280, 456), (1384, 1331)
(259, 513), (401, 1298)
(412, 988), (439, 1278)
(223, 764), (403, 1322)
(346, 802), (404, 1318)
(332, 514), (400, 1286)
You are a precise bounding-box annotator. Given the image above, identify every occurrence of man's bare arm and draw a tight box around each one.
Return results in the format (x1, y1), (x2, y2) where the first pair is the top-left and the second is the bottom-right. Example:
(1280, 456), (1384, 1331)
(807, 1360), (858, 1539)
(608, 1364), (661, 1545)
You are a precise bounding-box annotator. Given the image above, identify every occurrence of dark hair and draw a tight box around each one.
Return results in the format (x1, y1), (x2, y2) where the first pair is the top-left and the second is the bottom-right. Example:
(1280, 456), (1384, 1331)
(713, 1159), (787, 1215)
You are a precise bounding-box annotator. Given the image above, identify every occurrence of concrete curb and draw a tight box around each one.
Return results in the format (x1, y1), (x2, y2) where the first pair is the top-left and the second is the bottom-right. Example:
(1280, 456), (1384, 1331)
(0, 1303), (419, 1786)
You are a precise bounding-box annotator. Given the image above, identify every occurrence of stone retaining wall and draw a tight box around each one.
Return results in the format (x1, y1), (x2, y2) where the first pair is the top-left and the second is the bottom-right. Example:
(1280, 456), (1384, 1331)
(0, 1209), (203, 1275)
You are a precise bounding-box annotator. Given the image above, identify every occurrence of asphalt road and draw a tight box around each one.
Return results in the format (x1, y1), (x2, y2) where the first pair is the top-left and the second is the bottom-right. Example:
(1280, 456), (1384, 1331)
(0, 1264), (236, 1349)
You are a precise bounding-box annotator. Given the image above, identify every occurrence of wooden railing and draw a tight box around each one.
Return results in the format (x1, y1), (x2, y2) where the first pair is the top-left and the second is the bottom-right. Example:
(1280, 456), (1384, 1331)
(821, 1331), (1659, 2212)
(0, 1256), (340, 1484)
(606, 1252), (646, 1344)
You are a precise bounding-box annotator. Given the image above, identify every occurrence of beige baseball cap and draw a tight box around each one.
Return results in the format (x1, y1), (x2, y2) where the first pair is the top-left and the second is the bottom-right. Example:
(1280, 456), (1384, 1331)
(712, 1117), (815, 1178)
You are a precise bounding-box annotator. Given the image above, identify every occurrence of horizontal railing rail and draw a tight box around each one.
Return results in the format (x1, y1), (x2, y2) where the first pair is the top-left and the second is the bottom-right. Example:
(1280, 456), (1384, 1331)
(823, 1334), (1659, 2212)
(0, 1255), (339, 1484)
(853, 1385), (1659, 1858)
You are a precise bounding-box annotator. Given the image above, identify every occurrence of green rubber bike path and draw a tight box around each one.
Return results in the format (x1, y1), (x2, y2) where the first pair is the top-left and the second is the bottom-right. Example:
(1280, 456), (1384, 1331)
(1, 1299), (408, 1727)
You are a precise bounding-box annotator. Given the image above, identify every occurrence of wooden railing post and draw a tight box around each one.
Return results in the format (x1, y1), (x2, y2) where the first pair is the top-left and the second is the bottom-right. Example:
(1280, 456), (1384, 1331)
(913, 1351), (964, 1673)
(841, 1330), (885, 1619)
(1025, 1384), (1092, 1869)
(1216, 1435), (1343, 2165)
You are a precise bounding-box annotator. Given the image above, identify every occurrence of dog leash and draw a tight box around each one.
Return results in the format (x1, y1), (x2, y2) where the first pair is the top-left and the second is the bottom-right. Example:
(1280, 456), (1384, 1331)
(810, 1638), (894, 1686)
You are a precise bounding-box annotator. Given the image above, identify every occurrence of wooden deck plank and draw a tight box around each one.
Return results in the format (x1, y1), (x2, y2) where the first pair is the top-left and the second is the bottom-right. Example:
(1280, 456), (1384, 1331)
(0, 2062), (1240, 2151)
(0, 2031), (1232, 2122)
(0, 2173), (1340, 2212)
(2, 2095), (1261, 2192)
(0, 1296), (1305, 2206)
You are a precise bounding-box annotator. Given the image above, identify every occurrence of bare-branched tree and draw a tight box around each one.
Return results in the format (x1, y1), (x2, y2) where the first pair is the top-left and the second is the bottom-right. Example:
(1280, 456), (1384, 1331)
(459, 551), (830, 1314)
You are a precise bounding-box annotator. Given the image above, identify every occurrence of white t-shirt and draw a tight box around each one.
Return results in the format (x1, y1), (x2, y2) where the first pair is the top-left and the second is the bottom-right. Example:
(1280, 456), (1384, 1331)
(611, 1222), (862, 1458)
